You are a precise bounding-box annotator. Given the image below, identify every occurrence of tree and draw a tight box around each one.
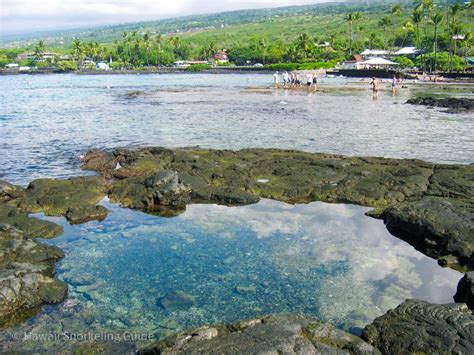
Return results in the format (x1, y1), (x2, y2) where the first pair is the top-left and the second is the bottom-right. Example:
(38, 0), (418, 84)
(449, 4), (462, 72)
(401, 20), (415, 47)
(378, 17), (392, 50)
(412, 8), (423, 48)
(344, 12), (362, 55)
(72, 38), (84, 67)
(199, 42), (217, 60)
(143, 32), (151, 66)
(367, 33), (380, 50)
(154, 35), (163, 66)
(258, 37), (267, 64)
(459, 31), (472, 57)
(296, 33), (314, 59)
(466, 0), (473, 37)
(391, 4), (403, 48)
(34, 40), (45, 60)
(430, 12), (443, 72)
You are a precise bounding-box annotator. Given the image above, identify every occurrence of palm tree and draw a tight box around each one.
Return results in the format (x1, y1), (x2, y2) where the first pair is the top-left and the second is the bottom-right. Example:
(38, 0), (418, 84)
(401, 20), (415, 47)
(285, 45), (299, 62)
(412, 8), (424, 48)
(459, 31), (472, 57)
(344, 12), (362, 55)
(200, 41), (217, 60)
(296, 33), (313, 58)
(154, 35), (163, 66)
(72, 38), (84, 67)
(465, 1), (473, 37)
(378, 17), (392, 50)
(142, 32), (151, 66)
(258, 38), (267, 64)
(449, 4), (462, 72)
(430, 12), (443, 72)
(452, 25), (464, 57)
(34, 40), (45, 60)
(368, 33), (378, 49)
(391, 4), (403, 48)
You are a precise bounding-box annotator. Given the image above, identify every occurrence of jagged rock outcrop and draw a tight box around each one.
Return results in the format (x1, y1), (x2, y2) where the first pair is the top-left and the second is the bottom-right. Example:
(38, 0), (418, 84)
(361, 300), (474, 354)
(0, 224), (68, 329)
(0, 180), (25, 203)
(407, 97), (474, 113)
(454, 272), (474, 310)
(140, 315), (380, 354)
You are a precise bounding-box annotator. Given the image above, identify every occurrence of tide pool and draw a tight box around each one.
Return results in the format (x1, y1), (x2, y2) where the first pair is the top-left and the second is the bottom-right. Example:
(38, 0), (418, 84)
(0, 198), (461, 352)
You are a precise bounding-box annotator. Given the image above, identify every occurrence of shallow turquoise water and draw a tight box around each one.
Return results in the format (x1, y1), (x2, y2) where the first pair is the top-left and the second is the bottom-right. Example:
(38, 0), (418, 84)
(0, 199), (461, 351)
(1, 74), (473, 185)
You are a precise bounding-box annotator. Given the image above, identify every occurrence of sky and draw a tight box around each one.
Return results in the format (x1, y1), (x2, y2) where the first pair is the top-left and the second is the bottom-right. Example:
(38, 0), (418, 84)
(0, 0), (336, 35)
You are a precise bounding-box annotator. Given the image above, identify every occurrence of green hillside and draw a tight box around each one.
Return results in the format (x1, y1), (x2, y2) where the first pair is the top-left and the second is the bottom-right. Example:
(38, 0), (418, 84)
(1, 1), (399, 47)
(0, 0), (472, 72)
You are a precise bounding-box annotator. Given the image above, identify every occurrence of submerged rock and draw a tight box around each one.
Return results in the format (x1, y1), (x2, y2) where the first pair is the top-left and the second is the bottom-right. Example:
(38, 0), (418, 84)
(157, 291), (196, 312)
(139, 314), (379, 354)
(454, 272), (474, 310)
(361, 300), (474, 354)
(81, 147), (473, 271)
(0, 224), (68, 329)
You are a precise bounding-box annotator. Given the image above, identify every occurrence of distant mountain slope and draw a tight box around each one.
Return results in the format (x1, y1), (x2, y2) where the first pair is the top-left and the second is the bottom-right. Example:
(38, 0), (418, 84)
(1, 0), (400, 48)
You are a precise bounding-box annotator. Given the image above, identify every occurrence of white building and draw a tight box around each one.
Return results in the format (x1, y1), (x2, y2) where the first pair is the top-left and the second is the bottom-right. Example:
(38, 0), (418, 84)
(360, 49), (390, 58)
(393, 47), (419, 57)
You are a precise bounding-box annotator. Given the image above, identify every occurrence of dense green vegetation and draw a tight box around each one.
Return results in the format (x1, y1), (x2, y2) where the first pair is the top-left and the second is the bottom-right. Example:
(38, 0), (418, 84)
(0, 0), (472, 72)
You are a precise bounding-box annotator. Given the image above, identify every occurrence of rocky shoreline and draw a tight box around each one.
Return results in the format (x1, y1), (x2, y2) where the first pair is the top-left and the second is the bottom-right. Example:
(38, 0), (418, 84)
(406, 97), (474, 113)
(0, 147), (473, 353)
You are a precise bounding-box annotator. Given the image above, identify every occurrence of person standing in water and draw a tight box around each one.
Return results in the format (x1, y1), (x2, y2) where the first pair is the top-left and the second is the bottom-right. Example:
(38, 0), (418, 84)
(391, 75), (397, 96)
(312, 73), (318, 92)
(306, 72), (313, 92)
(283, 71), (289, 88)
(273, 71), (280, 88)
(370, 77), (380, 99)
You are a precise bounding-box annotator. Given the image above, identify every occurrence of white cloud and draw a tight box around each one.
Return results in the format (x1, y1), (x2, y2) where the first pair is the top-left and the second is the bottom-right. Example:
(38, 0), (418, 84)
(0, 0), (333, 35)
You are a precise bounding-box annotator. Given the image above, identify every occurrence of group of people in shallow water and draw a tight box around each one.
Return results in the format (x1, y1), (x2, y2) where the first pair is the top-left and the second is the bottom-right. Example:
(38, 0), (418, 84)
(273, 71), (404, 97)
(273, 71), (319, 91)
(370, 75), (402, 98)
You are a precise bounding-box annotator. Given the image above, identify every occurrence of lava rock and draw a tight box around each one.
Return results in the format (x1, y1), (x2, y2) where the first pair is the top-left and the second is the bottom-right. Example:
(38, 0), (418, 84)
(140, 314), (380, 354)
(0, 224), (68, 329)
(406, 97), (474, 112)
(454, 272), (474, 310)
(0, 180), (25, 203)
(362, 300), (474, 354)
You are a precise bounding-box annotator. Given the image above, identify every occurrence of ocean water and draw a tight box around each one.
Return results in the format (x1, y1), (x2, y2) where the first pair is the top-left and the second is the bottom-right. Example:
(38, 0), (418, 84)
(1, 73), (473, 185)
(0, 198), (461, 351)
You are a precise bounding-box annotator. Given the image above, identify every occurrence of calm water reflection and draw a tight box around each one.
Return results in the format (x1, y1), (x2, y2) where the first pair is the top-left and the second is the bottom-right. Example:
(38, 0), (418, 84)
(0, 199), (460, 351)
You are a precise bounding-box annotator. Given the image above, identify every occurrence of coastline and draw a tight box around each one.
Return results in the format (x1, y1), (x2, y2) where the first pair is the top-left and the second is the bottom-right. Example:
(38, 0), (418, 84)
(2, 68), (474, 82)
